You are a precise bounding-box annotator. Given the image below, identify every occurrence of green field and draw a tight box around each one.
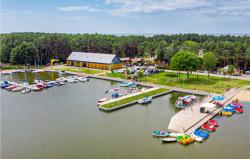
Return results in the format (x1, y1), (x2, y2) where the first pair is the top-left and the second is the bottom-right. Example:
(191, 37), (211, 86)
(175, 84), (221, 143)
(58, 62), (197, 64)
(140, 72), (250, 93)
(105, 72), (126, 79)
(101, 88), (168, 109)
(56, 67), (104, 75)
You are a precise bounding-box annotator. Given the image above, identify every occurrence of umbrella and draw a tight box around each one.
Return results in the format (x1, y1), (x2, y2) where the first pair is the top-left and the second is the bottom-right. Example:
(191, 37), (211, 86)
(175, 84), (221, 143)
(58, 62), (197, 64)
(213, 96), (224, 101)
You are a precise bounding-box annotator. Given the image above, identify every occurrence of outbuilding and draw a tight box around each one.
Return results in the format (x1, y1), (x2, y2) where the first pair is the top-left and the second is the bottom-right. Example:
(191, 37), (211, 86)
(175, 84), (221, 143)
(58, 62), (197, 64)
(66, 52), (122, 70)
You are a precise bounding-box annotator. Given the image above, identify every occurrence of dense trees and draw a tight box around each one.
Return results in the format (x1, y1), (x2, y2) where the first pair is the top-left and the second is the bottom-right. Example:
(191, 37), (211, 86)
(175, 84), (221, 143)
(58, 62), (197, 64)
(10, 42), (38, 65)
(0, 33), (249, 71)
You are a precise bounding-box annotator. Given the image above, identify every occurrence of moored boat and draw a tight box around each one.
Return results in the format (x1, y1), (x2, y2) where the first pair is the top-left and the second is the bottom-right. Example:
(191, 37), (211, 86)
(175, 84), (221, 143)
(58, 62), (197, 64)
(1, 81), (10, 88)
(190, 133), (203, 142)
(201, 123), (216, 132)
(21, 88), (31, 94)
(138, 96), (152, 104)
(168, 133), (184, 138)
(175, 95), (197, 109)
(161, 137), (177, 143)
(12, 86), (24, 92)
(97, 98), (109, 105)
(193, 129), (209, 139)
(208, 119), (219, 127)
(78, 76), (89, 82)
(220, 111), (233, 116)
(5, 85), (17, 91)
(152, 130), (169, 137)
(30, 85), (43, 91)
(120, 81), (135, 87)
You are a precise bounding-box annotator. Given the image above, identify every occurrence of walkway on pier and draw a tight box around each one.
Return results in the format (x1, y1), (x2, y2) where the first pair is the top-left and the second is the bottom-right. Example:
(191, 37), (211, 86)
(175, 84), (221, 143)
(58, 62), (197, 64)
(168, 89), (239, 134)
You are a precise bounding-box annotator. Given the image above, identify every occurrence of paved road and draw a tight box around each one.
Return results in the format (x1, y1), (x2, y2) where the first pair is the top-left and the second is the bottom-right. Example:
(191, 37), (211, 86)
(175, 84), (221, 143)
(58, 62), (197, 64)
(164, 70), (250, 81)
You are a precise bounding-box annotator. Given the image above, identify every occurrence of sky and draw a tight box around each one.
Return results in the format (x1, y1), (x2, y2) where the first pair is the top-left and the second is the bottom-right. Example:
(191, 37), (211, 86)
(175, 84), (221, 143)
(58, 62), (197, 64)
(1, 0), (250, 34)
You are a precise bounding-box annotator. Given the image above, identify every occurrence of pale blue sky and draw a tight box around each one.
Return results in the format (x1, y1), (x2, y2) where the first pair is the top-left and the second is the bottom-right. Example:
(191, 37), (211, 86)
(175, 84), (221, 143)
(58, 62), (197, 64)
(1, 0), (250, 34)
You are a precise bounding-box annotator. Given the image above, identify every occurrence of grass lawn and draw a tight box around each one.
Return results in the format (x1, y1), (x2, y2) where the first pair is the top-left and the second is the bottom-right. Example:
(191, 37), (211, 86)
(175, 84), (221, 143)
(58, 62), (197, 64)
(56, 67), (104, 75)
(105, 72), (126, 79)
(140, 72), (250, 94)
(101, 88), (168, 108)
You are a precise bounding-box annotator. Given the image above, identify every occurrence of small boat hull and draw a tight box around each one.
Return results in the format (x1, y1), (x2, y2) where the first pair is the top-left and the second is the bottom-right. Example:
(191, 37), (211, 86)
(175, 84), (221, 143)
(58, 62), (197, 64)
(161, 138), (177, 143)
(152, 130), (169, 137)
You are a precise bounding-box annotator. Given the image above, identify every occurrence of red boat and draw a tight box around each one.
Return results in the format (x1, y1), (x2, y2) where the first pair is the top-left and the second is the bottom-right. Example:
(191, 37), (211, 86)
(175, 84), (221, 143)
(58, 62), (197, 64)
(35, 83), (44, 89)
(208, 119), (219, 127)
(5, 85), (17, 91)
(234, 108), (244, 114)
(201, 123), (216, 132)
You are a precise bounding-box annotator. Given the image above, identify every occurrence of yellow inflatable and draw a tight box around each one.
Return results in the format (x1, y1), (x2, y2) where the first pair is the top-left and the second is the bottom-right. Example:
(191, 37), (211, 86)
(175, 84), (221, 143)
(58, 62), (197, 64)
(220, 111), (233, 116)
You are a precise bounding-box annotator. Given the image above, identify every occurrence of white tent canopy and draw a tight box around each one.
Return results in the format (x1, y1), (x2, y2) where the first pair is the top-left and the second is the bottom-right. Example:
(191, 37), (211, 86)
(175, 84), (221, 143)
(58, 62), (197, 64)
(200, 103), (217, 109)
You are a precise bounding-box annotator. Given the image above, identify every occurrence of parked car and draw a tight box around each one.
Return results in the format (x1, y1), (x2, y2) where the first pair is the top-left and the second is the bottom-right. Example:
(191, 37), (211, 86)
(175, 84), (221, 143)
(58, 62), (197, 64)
(245, 71), (250, 75)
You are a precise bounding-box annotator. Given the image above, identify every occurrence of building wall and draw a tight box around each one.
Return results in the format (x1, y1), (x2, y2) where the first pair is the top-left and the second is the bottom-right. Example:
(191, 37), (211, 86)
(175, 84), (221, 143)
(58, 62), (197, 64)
(66, 60), (122, 70)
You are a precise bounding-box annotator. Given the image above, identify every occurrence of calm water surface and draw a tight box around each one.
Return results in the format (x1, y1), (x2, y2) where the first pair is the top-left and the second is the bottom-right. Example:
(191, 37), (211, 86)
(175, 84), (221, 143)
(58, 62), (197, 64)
(1, 73), (250, 159)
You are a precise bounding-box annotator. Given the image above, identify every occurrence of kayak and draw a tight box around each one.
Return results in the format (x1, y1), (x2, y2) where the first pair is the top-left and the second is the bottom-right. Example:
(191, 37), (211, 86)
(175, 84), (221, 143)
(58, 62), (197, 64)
(190, 133), (203, 142)
(234, 108), (244, 113)
(152, 130), (169, 137)
(208, 119), (219, 127)
(201, 123), (216, 132)
(161, 138), (177, 143)
(176, 134), (191, 141)
(193, 129), (209, 139)
(179, 137), (194, 145)
(177, 135), (194, 145)
(220, 111), (233, 116)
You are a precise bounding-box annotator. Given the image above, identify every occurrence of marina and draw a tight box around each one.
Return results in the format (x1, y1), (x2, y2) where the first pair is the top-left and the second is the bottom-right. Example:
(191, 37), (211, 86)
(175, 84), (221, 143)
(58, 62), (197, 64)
(1, 70), (250, 159)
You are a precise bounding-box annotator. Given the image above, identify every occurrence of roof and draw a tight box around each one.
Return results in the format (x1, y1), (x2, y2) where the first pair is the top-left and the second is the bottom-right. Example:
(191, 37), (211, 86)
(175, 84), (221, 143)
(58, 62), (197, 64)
(200, 103), (217, 109)
(120, 57), (130, 61)
(131, 58), (144, 62)
(67, 52), (118, 64)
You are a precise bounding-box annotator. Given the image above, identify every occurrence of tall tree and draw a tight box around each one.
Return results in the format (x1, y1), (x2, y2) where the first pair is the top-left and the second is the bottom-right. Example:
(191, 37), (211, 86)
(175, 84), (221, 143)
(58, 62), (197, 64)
(203, 52), (217, 78)
(170, 50), (202, 79)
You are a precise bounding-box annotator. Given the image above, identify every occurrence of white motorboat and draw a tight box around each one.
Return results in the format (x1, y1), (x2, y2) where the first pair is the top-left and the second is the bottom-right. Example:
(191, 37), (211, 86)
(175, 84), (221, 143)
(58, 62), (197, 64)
(56, 77), (67, 82)
(97, 98), (109, 105)
(78, 76), (89, 82)
(34, 79), (44, 84)
(22, 81), (29, 86)
(58, 70), (67, 75)
(138, 96), (152, 104)
(66, 78), (76, 83)
(21, 88), (31, 94)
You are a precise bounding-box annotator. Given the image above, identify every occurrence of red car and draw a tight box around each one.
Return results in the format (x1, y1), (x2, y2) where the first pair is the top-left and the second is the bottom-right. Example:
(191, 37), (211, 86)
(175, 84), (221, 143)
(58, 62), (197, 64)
(201, 123), (216, 132)
(208, 119), (219, 127)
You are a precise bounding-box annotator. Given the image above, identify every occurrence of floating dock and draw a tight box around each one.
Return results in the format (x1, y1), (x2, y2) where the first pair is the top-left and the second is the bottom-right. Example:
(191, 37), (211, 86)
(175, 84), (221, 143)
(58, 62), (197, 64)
(167, 89), (239, 134)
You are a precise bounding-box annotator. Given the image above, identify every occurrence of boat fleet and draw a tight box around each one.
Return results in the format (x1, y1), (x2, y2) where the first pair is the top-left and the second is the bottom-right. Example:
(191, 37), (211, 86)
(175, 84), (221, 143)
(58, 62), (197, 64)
(0, 75), (89, 94)
(152, 99), (244, 145)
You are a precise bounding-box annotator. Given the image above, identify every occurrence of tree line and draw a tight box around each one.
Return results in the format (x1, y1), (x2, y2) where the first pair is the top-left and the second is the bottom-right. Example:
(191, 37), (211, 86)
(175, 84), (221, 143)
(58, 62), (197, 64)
(0, 32), (250, 70)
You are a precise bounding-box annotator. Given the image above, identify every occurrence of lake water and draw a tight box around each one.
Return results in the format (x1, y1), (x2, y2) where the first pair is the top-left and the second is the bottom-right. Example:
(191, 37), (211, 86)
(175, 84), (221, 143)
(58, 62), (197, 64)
(1, 72), (250, 159)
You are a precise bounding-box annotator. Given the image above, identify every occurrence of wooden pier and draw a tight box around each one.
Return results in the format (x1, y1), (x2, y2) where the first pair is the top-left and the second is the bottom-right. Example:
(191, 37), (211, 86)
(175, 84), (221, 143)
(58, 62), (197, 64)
(167, 89), (239, 134)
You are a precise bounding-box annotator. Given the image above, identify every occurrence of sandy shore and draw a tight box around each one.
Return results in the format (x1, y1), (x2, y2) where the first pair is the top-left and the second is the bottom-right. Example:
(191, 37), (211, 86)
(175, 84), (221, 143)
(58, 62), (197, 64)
(233, 90), (250, 102)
